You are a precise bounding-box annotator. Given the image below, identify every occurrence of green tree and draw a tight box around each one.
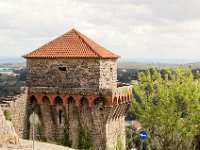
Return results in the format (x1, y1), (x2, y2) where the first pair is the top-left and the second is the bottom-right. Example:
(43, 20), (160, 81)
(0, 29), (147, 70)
(130, 66), (200, 150)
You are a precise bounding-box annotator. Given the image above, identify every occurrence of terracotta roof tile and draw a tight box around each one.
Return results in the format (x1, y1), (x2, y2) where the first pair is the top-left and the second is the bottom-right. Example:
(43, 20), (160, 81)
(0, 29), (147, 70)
(23, 29), (120, 59)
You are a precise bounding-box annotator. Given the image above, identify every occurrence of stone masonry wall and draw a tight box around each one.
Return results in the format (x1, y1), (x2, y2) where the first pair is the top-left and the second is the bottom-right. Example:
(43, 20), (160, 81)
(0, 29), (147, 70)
(29, 101), (107, 149)
(0, 105), (19, 145)
(26, 58), (101, 88)
(106, 117), (126, 149)
(99, 59), (117, 89)
(27, 58), (117, 90)
(0, 88), (28, 138)
(28, 97), (127, 149)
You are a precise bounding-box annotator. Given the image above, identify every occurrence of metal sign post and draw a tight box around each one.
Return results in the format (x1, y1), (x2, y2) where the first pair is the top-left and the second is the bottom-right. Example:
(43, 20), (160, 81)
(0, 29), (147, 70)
(140, 140), (144, 150)
(33, 112), (35, 150)
(29, 112), (39, 150)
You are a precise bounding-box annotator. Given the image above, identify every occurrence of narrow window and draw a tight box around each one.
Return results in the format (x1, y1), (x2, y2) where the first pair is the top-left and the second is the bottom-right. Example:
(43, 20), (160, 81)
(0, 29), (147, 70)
(59, 110), (62, 124)
(59, 67), (66, 71)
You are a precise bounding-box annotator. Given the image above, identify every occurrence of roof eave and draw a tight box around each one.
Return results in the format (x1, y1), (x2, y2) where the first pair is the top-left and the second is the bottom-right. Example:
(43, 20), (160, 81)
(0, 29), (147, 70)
(22, 55), (120, 59)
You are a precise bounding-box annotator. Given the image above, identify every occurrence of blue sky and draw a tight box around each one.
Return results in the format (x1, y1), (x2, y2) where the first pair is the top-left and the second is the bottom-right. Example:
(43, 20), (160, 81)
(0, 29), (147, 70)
(0, 0), (200, 62)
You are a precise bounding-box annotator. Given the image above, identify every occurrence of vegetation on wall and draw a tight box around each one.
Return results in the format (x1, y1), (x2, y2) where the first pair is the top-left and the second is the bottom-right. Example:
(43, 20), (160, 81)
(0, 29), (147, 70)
(78, 126), (92, 150)
(37, 124), (47, 142)
(3, 110), (12, 121)
(129, 66), (200, 149)
(116, 131), (123, 150)
(62, 127), (72, 147)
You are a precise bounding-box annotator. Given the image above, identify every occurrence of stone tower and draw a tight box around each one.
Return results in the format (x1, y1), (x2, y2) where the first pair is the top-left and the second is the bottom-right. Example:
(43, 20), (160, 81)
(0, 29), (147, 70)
(23, 29), (132, 149)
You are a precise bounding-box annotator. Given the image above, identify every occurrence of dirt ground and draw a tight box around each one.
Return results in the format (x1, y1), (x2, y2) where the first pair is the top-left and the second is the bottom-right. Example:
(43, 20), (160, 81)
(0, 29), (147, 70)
(0, 139), (76, 150)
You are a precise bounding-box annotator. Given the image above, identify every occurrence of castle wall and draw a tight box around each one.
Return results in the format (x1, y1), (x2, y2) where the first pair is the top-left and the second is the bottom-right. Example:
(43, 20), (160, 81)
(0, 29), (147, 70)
(67, 105), (79, 148)
(28, 96), (128, 149)
(26, 58), (101, 88)
(0, 85), (130, 149)
(0, 88), (28, 138)
(0, 106), (19, 144)
(106, 117), (126, 149)
(30, 101), (107, 149)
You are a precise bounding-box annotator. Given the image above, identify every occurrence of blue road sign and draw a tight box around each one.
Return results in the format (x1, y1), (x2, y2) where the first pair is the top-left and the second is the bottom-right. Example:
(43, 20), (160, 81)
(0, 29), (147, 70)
(139, 130), (147, 140)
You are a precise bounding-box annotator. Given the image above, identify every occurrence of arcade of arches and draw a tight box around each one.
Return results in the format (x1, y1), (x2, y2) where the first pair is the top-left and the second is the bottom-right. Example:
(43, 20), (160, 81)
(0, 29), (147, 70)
(28, 92), (132, 149)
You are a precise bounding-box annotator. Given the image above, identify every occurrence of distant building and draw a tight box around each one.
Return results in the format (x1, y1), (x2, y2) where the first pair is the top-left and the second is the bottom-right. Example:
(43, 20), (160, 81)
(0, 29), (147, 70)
(0, 68), (17, 76)
(23, 29), (132, 149)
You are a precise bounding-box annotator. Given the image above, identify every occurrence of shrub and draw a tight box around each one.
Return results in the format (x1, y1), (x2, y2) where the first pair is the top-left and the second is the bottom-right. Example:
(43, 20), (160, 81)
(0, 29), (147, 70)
(3, 110), (12, 121)
(78, 126), (92, 150)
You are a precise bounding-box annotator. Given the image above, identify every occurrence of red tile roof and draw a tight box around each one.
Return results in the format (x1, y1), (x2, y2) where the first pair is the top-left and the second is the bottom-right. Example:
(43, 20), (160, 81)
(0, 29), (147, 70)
(23, 29), (120, 59)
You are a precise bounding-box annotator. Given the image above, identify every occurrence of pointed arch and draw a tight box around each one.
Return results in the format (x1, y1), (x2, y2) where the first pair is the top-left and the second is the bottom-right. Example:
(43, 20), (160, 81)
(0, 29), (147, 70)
(54, 96), (63, 105)
(94, 97), (106, 106)
(42, 96), (50, 104)
(30, 95), (37, 104)
(29, 95), (38, 110)
(68, 96), (75, 106)
(80, 97), (89, 107)
(118, 96), (122, 105)
(113, 97), (118, 105)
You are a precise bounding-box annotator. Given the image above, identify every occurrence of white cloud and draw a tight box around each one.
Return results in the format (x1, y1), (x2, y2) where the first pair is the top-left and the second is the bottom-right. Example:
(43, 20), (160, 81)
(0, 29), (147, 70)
(0, 0), (200, 62)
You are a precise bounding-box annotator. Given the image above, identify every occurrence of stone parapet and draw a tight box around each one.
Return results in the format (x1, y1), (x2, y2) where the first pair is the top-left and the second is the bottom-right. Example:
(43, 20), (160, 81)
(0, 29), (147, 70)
(28, 87), (112, 95)
(112, 85), (133, 105)
(28, 85), (132, 107)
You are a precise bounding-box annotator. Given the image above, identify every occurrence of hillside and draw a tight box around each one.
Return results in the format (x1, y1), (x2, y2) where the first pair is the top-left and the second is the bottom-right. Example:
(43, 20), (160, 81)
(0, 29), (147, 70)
(1, 61), (200, 70)
(0, 62), (26, 68)
(118, 61), (200, 70)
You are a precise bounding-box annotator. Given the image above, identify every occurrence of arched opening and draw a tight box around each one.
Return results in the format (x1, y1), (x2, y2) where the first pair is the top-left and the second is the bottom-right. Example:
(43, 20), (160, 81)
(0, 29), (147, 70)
(94, 97), (105, 105)
(94, 97), (106, 111)
(54, 96), (64, 125)
(66, 96), (79, 141)
(42, 96), (50, 104)
(80, 97), (89, 107)
(113, 97), (118, 105)
(68, 96), (75, 105)
(30, 95), (37, 104)
(39, 95), (53, 140)
(79, 97), (90, 125)
(118, 96), (122, 105)
(30, 95), (38, 110)
(54, 96), (63, 105)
